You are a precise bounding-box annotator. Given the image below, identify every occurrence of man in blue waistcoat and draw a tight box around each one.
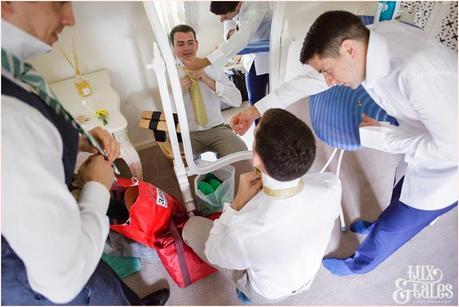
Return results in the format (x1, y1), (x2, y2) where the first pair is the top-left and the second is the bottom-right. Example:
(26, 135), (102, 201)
(1, 2), (169, 305)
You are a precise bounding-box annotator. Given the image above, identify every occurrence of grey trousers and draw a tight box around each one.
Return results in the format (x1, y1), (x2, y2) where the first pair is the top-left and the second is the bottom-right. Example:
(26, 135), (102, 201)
(190, 124), (248, 157)
(182, 216), (287, 304)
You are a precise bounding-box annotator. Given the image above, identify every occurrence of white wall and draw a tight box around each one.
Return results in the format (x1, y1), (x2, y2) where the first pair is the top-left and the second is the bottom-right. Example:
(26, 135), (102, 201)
(194, 1), (224, 56)
(29, 1), (161, 148)
(28, 1), (225, 149)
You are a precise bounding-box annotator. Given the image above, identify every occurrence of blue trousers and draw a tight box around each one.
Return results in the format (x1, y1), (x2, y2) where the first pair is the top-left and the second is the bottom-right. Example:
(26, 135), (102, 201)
(245, 64), (269, 125)
(344, 177), (457, 274)
(1, 236), (139, 305)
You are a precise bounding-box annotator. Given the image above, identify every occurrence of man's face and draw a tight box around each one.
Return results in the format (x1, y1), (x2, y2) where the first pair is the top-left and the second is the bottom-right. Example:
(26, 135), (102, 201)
(218, 10), (239, 22)
(172, 31), (198, 61)
(307, 41), (365, 89)
(2, 2), (75, 45)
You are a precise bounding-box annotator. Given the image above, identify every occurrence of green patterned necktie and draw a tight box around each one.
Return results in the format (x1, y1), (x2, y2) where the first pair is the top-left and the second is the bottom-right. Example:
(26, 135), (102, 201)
(1, 48), (108, 159)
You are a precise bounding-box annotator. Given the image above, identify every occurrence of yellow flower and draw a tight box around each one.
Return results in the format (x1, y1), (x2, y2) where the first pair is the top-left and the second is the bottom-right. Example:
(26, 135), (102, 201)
(95, 109), (109, 125)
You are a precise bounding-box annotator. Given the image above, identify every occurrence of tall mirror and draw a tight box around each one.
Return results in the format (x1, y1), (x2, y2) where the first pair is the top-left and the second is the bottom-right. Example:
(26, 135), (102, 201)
(143, 1), (274, 176)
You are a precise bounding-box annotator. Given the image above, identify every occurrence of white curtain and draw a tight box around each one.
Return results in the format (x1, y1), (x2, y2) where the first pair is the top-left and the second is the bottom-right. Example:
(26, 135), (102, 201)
(153, 0), (185, 35)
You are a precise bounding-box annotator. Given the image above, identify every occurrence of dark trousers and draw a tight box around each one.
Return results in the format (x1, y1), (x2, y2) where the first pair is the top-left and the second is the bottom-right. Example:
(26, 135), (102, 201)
(245, 64), (269, 125)
(1, 236), (141, 305)
(343, 178), (457, 274)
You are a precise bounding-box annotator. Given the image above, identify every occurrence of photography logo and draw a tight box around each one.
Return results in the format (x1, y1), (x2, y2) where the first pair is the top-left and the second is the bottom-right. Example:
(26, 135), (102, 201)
(393, 265), (454, 304)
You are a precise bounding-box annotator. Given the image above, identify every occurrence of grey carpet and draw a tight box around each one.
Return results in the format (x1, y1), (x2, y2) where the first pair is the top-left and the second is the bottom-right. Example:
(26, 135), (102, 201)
(123, 99), (457, 305)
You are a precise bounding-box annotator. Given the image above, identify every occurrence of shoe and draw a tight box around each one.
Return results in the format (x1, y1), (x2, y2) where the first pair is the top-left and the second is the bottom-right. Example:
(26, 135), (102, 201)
(236, 288), (252, 304)
(140, 288), (170, 306)
(322, 258), (354, 276)
(350, 220), (373, 235)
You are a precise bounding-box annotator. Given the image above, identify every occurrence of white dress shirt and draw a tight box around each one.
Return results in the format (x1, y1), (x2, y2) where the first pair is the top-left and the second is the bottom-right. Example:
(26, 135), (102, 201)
(205, 172), (341, 300)
(1, 20), (110, 303)
(207, 1), (272, 75)
(177, 60), (242, 131)
(256, 21), (458, 210)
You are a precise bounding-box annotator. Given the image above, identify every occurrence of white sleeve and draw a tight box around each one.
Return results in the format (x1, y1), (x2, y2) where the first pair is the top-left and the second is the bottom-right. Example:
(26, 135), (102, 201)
(380, 72), (457, 162)
(204, 206), (250, 270)
(212, 67), (242, 108)
(255, 69), (329, 115)
(207, 3), (268, 67)
(1, 97), (110, 304)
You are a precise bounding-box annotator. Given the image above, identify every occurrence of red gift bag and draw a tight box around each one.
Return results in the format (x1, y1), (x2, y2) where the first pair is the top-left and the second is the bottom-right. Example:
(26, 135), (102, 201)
(110, 178), (219, 288)
(154, 214), (220, 288)
(110, 178), (183, 248)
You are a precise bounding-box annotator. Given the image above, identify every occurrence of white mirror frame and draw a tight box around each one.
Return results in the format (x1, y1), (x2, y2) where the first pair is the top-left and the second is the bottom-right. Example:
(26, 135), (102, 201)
(143, 2), (252, 213)
(269, 1), (285, 90)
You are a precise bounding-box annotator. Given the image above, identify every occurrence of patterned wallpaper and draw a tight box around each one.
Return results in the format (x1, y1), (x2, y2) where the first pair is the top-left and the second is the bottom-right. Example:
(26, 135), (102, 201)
(399, 1), (458, 51)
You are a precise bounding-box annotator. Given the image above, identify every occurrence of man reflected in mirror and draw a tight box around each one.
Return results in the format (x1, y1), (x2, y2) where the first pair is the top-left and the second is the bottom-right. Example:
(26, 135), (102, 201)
(170, 24), (248, 158)
(181, 2), (272, 124)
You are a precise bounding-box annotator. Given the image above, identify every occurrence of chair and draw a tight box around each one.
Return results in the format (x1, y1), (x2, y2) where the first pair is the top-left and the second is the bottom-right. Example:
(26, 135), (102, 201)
(309, 85), (398, 232)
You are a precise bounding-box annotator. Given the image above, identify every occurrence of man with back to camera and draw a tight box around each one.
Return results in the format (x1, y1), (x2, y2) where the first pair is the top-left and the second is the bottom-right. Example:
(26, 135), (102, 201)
(1, 1), (169, 304)
(170, 24), (248, 158)
(181, 2), (272, 119)
(182, 108), (342, 303)
(230, 11), (458, 276)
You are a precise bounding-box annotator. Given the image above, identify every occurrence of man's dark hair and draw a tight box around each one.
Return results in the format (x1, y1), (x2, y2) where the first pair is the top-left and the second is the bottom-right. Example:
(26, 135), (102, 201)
(169, 24), (197, 45)
(210, 1), (240, 15)
(255, 109), (316, 181)
(300, 10), (369, 63)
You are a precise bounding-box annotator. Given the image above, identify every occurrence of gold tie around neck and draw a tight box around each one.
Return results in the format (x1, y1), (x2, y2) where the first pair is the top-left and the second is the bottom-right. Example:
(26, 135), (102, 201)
(262, 179), (304, 199)
(184, 69), (208, 126)
(255, 167), (304, 199)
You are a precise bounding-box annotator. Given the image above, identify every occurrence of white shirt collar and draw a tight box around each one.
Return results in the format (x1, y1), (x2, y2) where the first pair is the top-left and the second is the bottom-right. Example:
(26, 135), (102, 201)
(362, 29), (391, 89)
(261, 171), (302, 190)
(175, 58), (184, 66)
(1, 19), (52, 61)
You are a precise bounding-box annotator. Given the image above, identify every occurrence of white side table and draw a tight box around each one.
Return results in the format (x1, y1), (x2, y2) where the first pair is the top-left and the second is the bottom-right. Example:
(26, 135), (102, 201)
(49, 70), (143, 179)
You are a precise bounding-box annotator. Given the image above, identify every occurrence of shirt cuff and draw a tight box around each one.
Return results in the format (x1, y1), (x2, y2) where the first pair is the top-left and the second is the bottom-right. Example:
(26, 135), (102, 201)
(78, 181), (110, 215)
(254, 97), (278, 115)
(215, 80), (224, 95)
(207, 48), (225, 66)
(218, 202), (238, 225)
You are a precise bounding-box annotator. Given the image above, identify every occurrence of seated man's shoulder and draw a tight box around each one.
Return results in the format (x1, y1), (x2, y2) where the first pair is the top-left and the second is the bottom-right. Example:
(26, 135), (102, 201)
(304, 172), (341, 192)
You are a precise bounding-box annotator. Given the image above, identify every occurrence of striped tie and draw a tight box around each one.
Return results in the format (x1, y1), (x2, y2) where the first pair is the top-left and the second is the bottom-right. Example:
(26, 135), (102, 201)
(1, 48), (107, 156)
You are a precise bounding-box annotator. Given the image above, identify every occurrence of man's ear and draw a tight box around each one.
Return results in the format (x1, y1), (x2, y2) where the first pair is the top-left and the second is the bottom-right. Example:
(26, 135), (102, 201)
(340, 39), (357, 58)
(252, 151), (266, 171)
(195, 40), (199, 50)
(236, 2), (243, 13)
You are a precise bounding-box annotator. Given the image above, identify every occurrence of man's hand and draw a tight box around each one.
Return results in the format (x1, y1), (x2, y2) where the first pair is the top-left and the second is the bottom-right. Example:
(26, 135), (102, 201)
(230, 106), (261, 135)
(180, 76), (192, 91)
(231, 171), (262, 211)
(78, 154), (114, 190)
(360, 113), (381, 127)
(193, 70), (216, 90)
(182, 56), (211, 71)
(79, 127), (120, 162)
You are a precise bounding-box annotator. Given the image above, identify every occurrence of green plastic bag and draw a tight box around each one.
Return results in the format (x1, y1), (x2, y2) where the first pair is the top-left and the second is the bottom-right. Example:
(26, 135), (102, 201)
(194, 164), (235, 215)
(101, 252), (141, 279)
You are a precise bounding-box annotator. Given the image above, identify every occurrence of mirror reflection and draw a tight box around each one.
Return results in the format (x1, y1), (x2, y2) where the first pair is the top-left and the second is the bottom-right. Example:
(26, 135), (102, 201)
(158, 1), (273, 161)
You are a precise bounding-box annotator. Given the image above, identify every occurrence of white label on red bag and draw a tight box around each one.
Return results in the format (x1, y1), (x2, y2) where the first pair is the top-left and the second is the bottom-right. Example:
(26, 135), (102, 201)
(156, 188), (168, 208)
